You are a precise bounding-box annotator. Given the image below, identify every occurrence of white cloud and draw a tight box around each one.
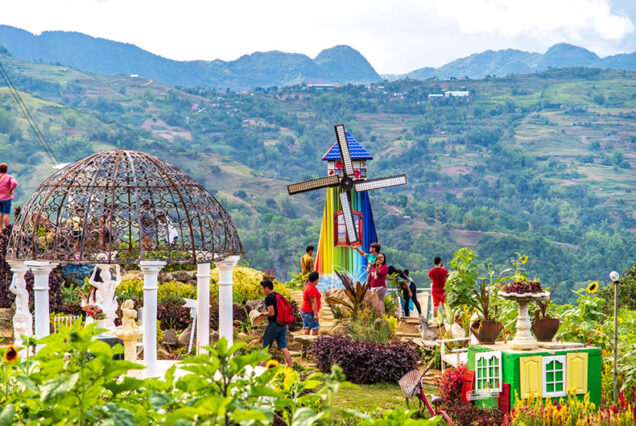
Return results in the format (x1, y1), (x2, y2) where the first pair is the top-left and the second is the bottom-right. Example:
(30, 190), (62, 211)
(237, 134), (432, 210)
(434, 0), (633, 41)
(0, 0), (633, 73)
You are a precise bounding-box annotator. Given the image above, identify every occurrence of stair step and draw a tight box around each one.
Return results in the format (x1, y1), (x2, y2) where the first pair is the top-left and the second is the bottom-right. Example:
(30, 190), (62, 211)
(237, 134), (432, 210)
(395, 332), (420, 338)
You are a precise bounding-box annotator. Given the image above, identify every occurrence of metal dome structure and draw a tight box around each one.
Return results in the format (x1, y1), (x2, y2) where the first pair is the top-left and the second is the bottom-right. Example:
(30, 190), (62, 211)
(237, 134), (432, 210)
(7, 149), (244, 264)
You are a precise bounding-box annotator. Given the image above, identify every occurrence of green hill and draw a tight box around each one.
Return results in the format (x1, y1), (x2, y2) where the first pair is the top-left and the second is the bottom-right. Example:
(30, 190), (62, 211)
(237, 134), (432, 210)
(0, 53), (634, 303)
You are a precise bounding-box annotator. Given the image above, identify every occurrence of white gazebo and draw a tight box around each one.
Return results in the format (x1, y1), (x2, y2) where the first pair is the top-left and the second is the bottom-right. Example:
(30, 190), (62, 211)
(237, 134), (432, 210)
(6, 149), (244, 377)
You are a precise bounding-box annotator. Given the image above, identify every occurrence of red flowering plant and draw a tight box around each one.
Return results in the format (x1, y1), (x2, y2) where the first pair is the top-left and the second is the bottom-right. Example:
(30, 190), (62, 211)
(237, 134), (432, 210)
(434, 364), (466, 403)
(83, 304), (106, 321)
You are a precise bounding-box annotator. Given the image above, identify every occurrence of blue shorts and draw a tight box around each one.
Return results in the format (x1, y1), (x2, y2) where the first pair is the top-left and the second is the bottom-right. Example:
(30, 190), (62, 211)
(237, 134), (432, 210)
(0, 200), (11, 215)
(301, 311), (320, 330)
(262, 322), (287, 349)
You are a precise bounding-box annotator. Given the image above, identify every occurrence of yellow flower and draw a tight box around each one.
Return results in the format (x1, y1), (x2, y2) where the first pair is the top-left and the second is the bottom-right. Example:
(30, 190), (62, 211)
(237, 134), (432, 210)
(265, 359), (279, 369)
(587, 282), (599, 294)
(3, 344), (18, 363)
(521, 255), (528, 264)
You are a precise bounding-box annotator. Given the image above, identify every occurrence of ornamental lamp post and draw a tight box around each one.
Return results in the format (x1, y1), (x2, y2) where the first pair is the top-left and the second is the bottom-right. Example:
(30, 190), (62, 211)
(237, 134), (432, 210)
(609, 270), (620, 406)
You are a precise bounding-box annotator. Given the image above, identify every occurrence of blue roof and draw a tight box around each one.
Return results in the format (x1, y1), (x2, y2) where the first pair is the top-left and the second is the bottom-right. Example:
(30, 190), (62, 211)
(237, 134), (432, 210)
(321, 131), (373, 161)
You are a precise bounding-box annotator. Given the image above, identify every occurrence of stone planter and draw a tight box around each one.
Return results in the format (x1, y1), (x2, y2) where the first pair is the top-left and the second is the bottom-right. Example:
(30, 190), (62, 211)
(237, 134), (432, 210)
(532, 317), (560, 342)
(471, 319), (503, 344)
(500, 291), (549, 350)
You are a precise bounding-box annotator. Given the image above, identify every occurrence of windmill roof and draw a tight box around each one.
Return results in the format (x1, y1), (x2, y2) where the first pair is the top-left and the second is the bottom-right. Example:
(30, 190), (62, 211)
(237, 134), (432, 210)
(321, 131), (373, 161)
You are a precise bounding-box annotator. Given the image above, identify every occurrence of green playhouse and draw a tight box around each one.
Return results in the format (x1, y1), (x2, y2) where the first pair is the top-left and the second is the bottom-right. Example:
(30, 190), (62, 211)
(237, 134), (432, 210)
(464, 342), (602, 413)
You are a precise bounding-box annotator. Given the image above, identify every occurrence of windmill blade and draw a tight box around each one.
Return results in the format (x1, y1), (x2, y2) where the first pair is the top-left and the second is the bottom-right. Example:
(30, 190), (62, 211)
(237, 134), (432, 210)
(288, 175), (340, 195)
(354, 174), (407, 192)
(335, 124), (355, 177)
(339, 191), (359, 243)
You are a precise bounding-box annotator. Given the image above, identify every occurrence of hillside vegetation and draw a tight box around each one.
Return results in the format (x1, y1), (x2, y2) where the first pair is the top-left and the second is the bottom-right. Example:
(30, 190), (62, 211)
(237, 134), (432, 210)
(0, 52), (634, 303)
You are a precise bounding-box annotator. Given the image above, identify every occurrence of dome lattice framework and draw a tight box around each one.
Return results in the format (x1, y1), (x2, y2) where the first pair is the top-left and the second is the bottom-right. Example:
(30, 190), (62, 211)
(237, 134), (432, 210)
(7, 149), (244, 264)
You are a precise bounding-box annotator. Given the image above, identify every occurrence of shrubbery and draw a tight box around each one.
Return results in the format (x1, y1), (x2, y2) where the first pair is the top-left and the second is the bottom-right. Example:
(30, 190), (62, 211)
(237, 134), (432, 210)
(310, 335), (418, 384)
(210, 266), (291, 304)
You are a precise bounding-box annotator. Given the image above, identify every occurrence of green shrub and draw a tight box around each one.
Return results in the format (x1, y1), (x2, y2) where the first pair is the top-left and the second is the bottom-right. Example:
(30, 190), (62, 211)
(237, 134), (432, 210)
(157, 280), (196, 301)
(210, 266), (291, 304)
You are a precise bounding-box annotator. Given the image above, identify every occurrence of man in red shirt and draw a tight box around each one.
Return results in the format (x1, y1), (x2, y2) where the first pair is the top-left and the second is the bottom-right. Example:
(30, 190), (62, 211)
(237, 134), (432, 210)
(428, 257), (449, 316)
(301, 271), (321, 335)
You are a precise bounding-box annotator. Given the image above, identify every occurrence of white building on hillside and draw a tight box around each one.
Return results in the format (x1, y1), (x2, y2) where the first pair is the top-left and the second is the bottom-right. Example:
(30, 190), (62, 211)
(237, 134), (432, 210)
(444, 90), (470, 98)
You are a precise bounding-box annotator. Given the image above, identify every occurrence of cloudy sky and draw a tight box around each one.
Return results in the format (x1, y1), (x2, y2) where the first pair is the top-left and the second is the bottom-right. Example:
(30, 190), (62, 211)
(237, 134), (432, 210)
(3, 0), (636, 74)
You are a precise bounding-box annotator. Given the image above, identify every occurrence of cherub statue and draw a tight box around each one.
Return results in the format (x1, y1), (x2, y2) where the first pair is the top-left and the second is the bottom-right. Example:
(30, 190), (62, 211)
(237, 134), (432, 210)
(89, 264), (122, 329)
(120, 299), (138, 330)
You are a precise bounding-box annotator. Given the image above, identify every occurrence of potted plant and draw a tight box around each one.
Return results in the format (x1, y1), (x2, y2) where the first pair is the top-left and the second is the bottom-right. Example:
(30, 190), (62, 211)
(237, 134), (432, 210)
(468, 280), (503, 344)
(325, 271), (369, 319)
(532, 282), (560, 342)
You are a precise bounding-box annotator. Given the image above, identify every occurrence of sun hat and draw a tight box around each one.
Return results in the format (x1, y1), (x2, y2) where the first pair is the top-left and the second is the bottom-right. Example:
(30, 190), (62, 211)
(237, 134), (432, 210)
(249, 310), (266, 327)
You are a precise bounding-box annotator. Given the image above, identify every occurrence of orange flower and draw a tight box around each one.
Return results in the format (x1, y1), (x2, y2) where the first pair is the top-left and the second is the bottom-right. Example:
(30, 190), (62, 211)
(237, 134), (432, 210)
(3, 344), (18, 363)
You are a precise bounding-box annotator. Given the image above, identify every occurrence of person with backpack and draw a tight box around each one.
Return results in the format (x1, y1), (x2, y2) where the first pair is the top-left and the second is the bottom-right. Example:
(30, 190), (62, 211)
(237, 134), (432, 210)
(251, 280), (294, 367)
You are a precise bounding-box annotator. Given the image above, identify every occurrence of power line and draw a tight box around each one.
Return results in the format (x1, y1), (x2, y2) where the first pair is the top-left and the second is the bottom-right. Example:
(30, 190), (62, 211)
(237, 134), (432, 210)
(0, 60), (59, 164)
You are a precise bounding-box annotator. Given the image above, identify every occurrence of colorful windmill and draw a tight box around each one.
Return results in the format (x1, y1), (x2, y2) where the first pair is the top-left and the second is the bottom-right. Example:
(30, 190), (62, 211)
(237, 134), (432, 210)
(287, 124), (407, 281)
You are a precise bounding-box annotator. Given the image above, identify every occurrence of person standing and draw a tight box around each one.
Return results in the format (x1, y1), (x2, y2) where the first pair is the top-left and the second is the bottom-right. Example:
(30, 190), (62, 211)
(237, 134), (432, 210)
(369, 253), (388, 315)
(250, 280), (293, 367)
(0, 163), (18, 230)
(139, 199), (155, 250)
(301, 271), (321, 335)
(428, 257), (449, 316)
(300, 246), (315, 275)
(400, 269), (423, 318)
(349, 242), (381, 283)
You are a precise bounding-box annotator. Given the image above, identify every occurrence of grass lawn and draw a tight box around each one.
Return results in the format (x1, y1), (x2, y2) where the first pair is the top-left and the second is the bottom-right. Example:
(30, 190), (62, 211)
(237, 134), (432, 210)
(333, 382), (439, 414)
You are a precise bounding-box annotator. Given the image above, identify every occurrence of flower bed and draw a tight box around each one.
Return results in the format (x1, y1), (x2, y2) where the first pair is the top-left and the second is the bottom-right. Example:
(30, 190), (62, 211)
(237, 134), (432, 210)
(310, 335), (418, 384)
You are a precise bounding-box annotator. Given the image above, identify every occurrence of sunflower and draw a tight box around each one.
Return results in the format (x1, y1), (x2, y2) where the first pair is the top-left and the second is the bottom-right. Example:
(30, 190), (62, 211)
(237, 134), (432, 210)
(521, 255), (528, 264)
(265, 359), (279, 369)
(3, 344), (18, 363)
(587, 282), (599, 294)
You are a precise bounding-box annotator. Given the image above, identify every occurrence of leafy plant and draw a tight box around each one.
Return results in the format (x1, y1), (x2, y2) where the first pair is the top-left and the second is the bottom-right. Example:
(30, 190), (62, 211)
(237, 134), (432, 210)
(310, 335), (418, 384)
(326, 271), (369, 319)
(157, 299), (191, 330)
(534, 282), (558, 320)
(434, 364), (466, 403)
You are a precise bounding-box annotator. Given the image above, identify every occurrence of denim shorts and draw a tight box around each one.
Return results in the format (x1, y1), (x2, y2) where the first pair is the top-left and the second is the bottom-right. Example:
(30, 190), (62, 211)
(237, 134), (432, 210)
(262, 321), (287, 349)
(0, 200), (11, 215)
(300, 310), (320, 330)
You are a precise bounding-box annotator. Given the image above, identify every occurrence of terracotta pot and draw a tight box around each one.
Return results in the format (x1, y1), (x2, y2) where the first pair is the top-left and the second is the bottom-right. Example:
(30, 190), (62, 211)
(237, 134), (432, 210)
(471, 319), (503, 344)
(532, 317), (560, 342)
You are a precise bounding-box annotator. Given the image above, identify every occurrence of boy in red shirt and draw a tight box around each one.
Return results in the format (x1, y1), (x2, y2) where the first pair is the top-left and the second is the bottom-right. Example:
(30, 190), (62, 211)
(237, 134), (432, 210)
(301, 271), (321, 335)
(428, 257), (449, 316)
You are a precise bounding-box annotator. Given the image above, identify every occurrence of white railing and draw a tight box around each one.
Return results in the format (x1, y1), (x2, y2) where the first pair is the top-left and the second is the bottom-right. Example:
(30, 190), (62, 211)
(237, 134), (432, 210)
(52, 315), (80, 333)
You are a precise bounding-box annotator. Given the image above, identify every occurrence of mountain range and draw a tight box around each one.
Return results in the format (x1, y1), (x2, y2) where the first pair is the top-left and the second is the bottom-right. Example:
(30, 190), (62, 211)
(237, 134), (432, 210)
(0, 25), (635, 89)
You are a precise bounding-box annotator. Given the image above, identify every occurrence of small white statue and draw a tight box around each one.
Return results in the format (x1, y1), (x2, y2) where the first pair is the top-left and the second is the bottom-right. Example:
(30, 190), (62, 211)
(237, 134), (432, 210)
(89, 264), (122, 329)
(113, 299), (143, 363)
(120, 299), (138, 330)
(8, 264), (33, 346)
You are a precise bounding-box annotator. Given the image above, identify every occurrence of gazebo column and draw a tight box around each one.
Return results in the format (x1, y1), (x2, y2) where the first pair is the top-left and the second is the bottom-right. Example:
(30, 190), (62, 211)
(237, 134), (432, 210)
(196, 263), (211, 354)
(7, 260), (32, 349)
(215, 256), (240, 346)
(25, 261), (58, 350)
(140, 260), (166, 378)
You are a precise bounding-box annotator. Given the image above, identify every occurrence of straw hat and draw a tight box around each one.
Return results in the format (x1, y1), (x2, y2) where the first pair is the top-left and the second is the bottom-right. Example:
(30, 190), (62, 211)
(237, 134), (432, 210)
(249, 310), (266, 327)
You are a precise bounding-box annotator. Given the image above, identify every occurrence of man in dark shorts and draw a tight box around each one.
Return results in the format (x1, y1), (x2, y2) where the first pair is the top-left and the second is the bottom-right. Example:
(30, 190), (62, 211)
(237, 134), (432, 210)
(0, 163), (18, 231)
(251, 280), (293, 367)
(428, 257), (449, 316)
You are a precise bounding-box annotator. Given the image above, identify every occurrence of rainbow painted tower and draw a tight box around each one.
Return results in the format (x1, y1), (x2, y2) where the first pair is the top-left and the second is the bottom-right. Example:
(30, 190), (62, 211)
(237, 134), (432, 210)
(315, 131), (378, 282)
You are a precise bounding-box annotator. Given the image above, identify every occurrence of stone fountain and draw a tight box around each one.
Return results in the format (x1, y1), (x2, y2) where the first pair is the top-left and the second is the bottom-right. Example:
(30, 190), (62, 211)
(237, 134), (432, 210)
(112, 299), (143, 362)
(500, 290), (549, 350)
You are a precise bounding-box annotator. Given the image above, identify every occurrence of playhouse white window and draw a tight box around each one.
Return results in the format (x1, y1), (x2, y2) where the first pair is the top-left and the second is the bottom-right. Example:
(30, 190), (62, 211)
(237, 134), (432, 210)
(475, 351), (503, 393)
(543, 355), (567, 398)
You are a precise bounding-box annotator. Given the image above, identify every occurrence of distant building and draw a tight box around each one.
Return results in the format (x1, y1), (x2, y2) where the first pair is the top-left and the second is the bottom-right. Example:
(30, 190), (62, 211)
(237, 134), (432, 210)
(428, 94), (444, 100)
(444, 90), (470, 98)
(306, 82), (339, 88)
